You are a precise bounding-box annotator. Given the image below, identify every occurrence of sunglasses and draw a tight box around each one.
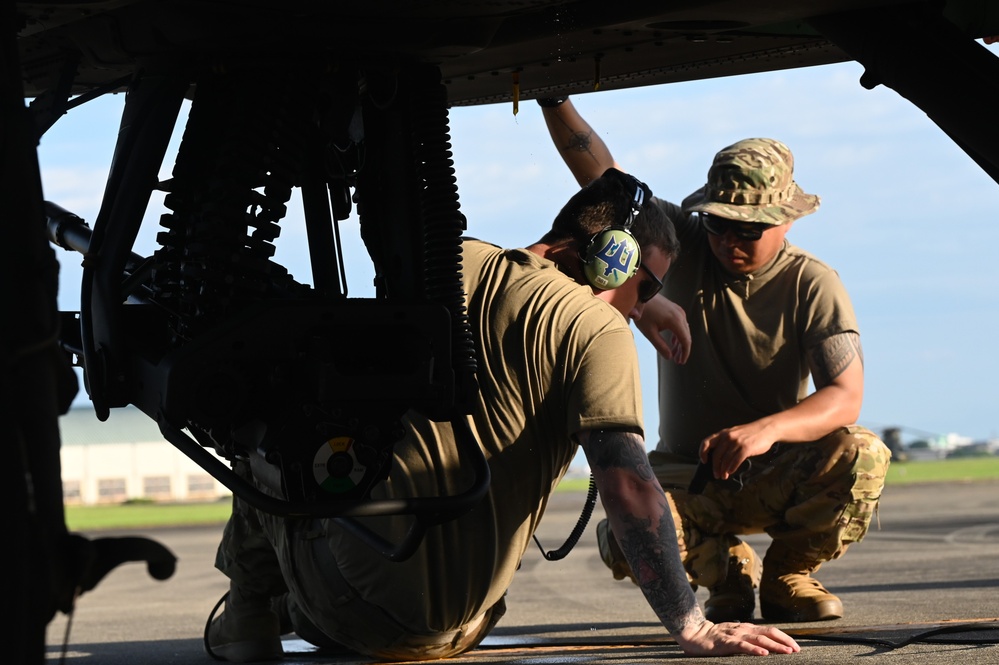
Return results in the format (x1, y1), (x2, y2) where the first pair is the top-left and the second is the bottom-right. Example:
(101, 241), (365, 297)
(700, 214), (766, 241)
(637, 262), (664, 303)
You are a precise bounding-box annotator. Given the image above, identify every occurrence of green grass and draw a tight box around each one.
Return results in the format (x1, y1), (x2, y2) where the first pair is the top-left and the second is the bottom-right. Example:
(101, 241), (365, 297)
(64, 457), (999, 532)
(558, 456), (999, 490)
(884, 455), (999, 484)
(66, 499), (233, 532)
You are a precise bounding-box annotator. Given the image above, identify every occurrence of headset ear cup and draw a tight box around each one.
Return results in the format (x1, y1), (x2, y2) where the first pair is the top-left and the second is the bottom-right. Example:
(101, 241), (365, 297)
(582, 227), (641, 290)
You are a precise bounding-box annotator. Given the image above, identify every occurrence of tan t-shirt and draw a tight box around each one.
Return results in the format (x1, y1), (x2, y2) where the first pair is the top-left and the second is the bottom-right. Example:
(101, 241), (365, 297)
(653, 198), (858, 460)
(328, 239), (644, 633)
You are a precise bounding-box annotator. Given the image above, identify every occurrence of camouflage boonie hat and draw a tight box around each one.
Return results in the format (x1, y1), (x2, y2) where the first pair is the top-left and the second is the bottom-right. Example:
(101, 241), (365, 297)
(681, 138), (820, 226)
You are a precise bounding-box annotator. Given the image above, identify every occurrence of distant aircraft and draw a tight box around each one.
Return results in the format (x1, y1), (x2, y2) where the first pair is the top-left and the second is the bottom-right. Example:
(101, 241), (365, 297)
(4, 2), (997, 661)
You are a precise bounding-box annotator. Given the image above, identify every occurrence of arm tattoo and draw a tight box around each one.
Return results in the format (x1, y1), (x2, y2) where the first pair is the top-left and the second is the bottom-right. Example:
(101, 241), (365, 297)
(565, 130), (592, 153)
(810, 331), (862, 388)
(617, 510), (704, 634)
(584, 430), (654, 482)
(552, 114), (600, 163)
(582, 430), (702, 633)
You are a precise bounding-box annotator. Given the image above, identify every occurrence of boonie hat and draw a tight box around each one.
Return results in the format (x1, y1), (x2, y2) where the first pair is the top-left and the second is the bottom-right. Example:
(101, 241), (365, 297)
(681, 138), (820, 225)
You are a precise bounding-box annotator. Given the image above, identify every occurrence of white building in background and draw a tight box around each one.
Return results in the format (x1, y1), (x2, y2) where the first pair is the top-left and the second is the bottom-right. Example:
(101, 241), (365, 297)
(59, 405), (231, 505)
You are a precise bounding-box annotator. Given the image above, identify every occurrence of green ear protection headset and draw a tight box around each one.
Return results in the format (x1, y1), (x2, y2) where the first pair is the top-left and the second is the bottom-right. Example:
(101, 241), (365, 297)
(581, 170), (651, 291)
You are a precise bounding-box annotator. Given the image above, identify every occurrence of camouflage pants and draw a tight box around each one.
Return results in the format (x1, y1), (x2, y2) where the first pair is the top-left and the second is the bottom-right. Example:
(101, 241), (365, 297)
(599, 426), (891, 588)
(216, 462), (505, 660)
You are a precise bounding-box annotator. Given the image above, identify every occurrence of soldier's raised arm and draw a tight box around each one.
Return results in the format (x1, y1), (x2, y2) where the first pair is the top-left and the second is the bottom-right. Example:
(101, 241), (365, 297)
(539, 97), (621, 187)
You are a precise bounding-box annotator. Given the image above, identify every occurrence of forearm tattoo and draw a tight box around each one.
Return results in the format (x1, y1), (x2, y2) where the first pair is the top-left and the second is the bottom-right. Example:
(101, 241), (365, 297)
(810, 331), (862, 388)
(617, 510), (704, 634)
(552, 113), (600, 163)
(584, 431), (702, 633)
(565, 130), (592, 153)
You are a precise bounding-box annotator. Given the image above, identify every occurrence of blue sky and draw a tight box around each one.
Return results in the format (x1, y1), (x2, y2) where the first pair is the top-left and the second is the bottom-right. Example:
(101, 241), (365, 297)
(37, 47), (999, 445)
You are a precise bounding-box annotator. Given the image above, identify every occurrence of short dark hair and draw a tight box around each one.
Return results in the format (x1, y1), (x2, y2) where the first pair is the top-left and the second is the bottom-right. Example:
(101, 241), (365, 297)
(544, 168), (680, 260)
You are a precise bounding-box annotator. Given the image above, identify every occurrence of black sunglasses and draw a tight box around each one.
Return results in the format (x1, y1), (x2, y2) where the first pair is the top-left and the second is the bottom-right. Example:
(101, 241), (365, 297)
(637, 262), (663, 303)
(700, 214), (766, 241)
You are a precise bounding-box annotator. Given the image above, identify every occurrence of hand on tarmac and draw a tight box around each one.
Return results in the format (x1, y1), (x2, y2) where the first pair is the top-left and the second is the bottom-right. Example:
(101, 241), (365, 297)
(675, 620), (801, 657)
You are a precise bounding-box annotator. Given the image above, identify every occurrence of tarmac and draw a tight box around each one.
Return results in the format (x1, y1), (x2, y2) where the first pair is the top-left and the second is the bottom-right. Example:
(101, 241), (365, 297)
(46, 479), (999, 664)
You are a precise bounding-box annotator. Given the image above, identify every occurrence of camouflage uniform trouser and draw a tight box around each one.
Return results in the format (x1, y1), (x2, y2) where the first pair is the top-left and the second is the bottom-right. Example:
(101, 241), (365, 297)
(216, 462), (505, 661)
(599, 425), (891, 588)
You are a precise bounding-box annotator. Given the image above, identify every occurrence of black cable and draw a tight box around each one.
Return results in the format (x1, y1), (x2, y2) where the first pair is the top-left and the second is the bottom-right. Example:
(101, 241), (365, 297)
(533, 475), (598, 561)
(797, 622), (999, 649)
(203, 591), (229, 661)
